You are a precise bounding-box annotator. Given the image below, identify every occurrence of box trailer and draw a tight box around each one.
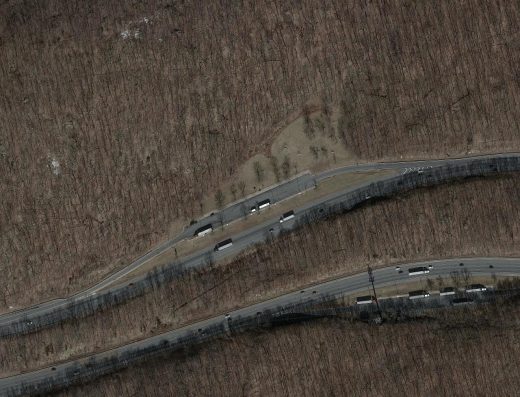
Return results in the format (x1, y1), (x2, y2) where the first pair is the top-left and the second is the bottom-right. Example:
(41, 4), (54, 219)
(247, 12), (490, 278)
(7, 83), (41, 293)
(465, 284), (487, 293)
(439, 287), (456, 296)
(258, 199), (271, 210)
(279, 210), (295, 223)
(408, 290), (430, 300)
(193, 224), (213, 237)
(408, 266), (430, 276)
(214, 238), (233, 252)
(356, 295), (375, 305)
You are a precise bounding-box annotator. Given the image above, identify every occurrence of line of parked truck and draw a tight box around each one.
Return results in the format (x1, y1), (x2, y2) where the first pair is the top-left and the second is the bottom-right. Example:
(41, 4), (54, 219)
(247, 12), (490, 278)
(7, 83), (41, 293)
(356, 283), (488, 305)
(189, 195), (298, 252)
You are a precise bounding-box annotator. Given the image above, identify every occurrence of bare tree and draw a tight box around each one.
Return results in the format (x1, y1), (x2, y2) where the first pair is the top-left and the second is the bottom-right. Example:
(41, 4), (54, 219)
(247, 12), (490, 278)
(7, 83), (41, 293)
(253, 161), (265, 183)
(238, 181), (246, 197)
(270, 157), (281, 182)
(282, 156), (291, 179)
(450, 271), (462, 289)
(309, 146), (319, 160)
(313, 117), (325, 134)
(426, 278), (434, 290)
(217, 213), (225, 229)
(230, 183), (237, 201)
(321, 96), (335, 140)
(303, 106), (315, 139)
(461, 268), (472, 286)
(240, 203), (248, 219)
(215, 189), (225, 209)
(320, 146), (328, 157)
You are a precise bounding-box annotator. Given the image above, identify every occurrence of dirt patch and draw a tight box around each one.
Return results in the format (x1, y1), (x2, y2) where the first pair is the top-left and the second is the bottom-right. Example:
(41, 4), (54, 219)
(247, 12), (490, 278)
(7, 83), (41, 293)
(197, 106), (358, 218)
(271, 106), (357, 174)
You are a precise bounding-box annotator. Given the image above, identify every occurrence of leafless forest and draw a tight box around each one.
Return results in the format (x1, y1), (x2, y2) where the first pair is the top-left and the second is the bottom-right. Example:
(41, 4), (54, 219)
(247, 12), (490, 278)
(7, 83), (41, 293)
(1, 0), (519, 308)
(55, 298), (520, 397)
(2, 174), (519, 375)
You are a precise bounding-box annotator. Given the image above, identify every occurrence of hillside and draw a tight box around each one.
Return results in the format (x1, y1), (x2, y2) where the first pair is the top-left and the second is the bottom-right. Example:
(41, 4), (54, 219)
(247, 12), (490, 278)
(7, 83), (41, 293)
(55, 296), (520, 397)
(2, 173), (519, 375)
(1, 0), (520, 307)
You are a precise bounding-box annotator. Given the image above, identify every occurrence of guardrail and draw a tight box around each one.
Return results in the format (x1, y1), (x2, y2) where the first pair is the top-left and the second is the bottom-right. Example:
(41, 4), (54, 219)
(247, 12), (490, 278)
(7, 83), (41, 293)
(1, 155), (520, 338)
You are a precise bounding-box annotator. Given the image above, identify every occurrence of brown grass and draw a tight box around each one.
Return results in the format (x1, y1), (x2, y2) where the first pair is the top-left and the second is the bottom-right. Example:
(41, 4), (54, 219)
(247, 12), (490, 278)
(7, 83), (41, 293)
(1, 174), (519, 376)
(56, 298), (520, 397)
(1, 0), (519, 310)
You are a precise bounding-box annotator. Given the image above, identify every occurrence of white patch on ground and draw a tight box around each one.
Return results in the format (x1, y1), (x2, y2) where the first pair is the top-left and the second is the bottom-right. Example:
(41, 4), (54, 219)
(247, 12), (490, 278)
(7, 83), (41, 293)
(120, 15), (153, 40)
(50, 157), (61, 175)
(120, 28), (142, 40)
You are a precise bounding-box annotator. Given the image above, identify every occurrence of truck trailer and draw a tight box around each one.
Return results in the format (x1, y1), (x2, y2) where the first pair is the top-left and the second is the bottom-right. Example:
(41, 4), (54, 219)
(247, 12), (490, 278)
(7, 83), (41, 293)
(214, 238), (233, 252)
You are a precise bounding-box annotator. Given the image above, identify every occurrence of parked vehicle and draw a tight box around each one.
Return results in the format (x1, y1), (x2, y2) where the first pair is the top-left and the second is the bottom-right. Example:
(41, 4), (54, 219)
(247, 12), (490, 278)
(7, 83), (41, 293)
(193, 224), (213, 237)
(258, 199), (271, 210)
(408, 290), (430, 299)
(439, 286), (456, 296)
(465, 284), (487, 293)
(408, 266), (430, 276)
(279, 210), (295, 223)
(356, 295), (375, 305)
(214, 238), (233, 252)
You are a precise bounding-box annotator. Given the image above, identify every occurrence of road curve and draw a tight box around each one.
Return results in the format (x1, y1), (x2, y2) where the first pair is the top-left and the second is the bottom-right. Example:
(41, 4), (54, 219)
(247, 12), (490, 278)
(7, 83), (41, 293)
(1, 257), (519, 396)
(1, 153), (520, 331)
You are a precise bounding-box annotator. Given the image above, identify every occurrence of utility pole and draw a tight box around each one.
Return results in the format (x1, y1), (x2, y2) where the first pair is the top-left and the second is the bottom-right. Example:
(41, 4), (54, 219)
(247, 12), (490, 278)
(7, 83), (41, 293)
(367, 265), (383, 322)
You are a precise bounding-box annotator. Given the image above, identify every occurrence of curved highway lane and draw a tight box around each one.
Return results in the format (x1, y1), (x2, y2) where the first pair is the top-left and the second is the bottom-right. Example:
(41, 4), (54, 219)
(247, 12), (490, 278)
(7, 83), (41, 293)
(1, 257), (519, 396)
(1, 153), (520, 330)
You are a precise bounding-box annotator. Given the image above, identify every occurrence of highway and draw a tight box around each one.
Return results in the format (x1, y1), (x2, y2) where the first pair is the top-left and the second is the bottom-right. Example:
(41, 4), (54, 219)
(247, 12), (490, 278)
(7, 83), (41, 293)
(1, 257), (519, 396)
(315, 152), (520, 181)
(1, 152), (520, 330)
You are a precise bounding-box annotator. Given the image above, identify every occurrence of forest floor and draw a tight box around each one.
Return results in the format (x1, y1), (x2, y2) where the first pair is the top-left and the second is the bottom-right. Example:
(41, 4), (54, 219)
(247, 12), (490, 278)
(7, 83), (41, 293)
(2, 0), (519, 308)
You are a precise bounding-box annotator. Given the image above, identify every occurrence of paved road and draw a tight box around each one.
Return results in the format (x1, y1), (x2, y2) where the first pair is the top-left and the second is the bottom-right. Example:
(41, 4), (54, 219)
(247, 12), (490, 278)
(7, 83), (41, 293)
(1, 152), (519, 328)
(315, 152), (520, 181)
(1, 257), (519, 395)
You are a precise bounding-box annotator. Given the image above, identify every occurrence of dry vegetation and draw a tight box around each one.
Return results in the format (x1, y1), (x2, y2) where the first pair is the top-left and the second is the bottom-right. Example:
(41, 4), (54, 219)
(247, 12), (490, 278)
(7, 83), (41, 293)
(2, 174), (520, 376)
(1, 0), (520, 309)
(56, 298), (520, 397)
